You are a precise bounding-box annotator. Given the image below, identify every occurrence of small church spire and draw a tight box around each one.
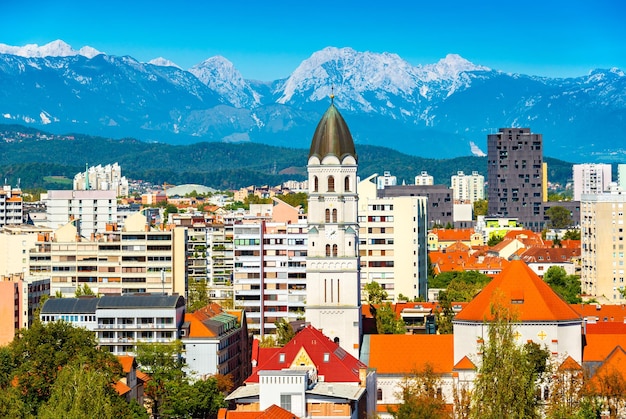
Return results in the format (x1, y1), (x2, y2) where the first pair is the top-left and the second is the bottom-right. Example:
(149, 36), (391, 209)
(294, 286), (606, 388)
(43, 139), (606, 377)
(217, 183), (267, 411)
(330, 85), (335, 103)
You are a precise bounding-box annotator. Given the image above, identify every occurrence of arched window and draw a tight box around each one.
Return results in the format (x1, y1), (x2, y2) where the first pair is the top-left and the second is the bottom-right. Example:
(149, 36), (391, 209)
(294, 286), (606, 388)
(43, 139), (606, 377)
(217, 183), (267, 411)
(332, 244), (338, 257)
(332, 209), (338, 223)
(325, 244), (331, 257)
(327, 176), (335, 192)
(313, 176), (319, 192)
(325, 209), (331, 223)
(344, 176), (350, 192)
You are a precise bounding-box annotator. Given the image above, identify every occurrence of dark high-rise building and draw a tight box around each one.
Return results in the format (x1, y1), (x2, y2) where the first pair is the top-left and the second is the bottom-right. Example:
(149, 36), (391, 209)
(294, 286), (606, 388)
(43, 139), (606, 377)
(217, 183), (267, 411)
(487, 128), (545, 231)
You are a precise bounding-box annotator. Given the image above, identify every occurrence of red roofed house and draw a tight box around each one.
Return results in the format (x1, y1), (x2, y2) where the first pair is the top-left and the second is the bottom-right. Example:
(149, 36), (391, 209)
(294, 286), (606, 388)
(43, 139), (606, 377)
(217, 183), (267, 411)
(453, 259), (584, 366)
(427, 228), (483, 251)
(115, 355), (146, 406)
(520, 247), (581, 277)
(224, 325), (376, 418)
(218, 404), (300, 419)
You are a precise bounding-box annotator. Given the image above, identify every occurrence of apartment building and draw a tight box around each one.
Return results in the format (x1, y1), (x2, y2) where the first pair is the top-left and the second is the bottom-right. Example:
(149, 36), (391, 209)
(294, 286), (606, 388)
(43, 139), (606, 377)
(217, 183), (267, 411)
(581, 187), (626, 302)
(376, 171), (397, 189)
(573, 163), (612, 201)
(28, 210), (187, 297)
(358, 174), (429, 301)
(73, 162), (129, 197)
(45, 189), (118, 237)
(0, 185), (23, 227)
(232, 220), (307, 336)
(378, 183), (454, 228)
(415, 171), (434, 185)
(40, 294), (185, 355)
(451, 171), (484, 203)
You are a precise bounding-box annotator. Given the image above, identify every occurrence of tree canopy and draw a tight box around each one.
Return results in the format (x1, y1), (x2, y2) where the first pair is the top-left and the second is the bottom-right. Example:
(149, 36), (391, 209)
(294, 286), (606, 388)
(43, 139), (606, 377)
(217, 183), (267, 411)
(544, 266), (582, 304)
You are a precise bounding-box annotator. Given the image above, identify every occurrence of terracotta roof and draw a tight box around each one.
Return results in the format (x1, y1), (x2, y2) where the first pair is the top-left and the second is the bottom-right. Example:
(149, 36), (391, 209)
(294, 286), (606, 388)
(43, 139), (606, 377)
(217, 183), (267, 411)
(571, 304), (626, 323)
(117, 355), (135, 373)
(429, 250), (508, 275)
(586, 322), (626, 334)
(454, 260), (581, 322)
(113, 380), (131, 395)
(446, 241), (471, 252)
(583, 334), (626, 362)
(453, 356), (476, 371)
(219, 404), (300, 419)
(586, 346), (626, 393)
(246, 325), (366, 384)
(136, 370), (151, 383)
(503, 229), (544, 246)
(430, 228), (475, 242)
(368, 334), (454, 375)
(520, 247), (580, 263)
(186, 303), (240, 338)
(558, 356), (582, 372)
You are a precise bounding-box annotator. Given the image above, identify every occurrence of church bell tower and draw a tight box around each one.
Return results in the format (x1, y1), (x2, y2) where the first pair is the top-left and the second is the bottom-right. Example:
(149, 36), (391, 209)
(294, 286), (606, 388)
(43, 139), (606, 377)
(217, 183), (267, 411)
(305, 97), (361, 358)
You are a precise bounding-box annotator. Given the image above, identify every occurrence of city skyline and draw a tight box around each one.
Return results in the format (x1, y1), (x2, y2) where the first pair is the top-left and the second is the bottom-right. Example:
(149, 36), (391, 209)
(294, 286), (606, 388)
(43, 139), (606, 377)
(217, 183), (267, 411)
(2, 0), (625, 81)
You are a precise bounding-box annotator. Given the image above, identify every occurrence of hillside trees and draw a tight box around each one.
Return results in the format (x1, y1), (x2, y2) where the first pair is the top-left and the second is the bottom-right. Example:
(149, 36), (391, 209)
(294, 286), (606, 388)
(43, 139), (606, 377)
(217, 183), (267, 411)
(390, 363), (450, 419)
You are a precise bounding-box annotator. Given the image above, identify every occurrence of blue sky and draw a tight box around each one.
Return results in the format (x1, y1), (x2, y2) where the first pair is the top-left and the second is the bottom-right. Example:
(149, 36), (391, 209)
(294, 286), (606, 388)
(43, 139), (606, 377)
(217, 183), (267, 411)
(2, 0), (625, 81)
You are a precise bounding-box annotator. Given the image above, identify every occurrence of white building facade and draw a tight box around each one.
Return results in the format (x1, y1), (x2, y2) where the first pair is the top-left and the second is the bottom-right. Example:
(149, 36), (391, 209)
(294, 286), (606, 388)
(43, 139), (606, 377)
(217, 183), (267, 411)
(573, 163), (612, 201)
(451, 171), (484, 203)
(45, 189), (118, 237)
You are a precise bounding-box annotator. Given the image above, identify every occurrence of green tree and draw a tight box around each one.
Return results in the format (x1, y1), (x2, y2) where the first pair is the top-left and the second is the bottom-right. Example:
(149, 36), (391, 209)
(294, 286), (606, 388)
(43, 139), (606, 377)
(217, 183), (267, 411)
(8, 321), (120, 416)
(75, 283), (96, 297)
(546, 206), (573, 229)
(390, 363), (449, 419)
(275, 192), (308, 213)
(470, 297), (541, 419)
(275, 318), (296, 346)
(487, 233), (504, 247)
(161, 377), (226, 419)
(562, 229), (581, 240)
(187, 279), (211, 312)
(37, 361), (146, 419)
(364, 281), (388, 306)
(473, 199), (488, 219)
(376, 302), (406, 334)
(544, 266), (582, 304)
(136, 340), (185, 418)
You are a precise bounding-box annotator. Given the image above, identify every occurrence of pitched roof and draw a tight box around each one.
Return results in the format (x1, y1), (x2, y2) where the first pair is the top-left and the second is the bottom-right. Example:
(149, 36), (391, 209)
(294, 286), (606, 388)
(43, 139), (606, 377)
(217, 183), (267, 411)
(117, 355), (135, 373)
(219, 404), (299, 419)
(453, 356), (476, 371)
(583, 334), (626, 362)
(185, 303), (239, 338)
(368, 334), (454, 375)
(571, 303), (626, 323)
(246, 325), (365, 384)
(520, 247), (580, 263)
(558, 356), (582, 372)
(586, 346), (626, 393)
(113, 380), (131, 395)
(454, 260), (581, 322)
(430, 228), (476, 242)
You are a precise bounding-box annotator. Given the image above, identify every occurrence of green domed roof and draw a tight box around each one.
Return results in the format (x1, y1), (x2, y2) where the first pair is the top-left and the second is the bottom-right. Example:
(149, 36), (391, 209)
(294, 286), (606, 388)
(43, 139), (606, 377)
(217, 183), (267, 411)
(308, 102), (357, 162)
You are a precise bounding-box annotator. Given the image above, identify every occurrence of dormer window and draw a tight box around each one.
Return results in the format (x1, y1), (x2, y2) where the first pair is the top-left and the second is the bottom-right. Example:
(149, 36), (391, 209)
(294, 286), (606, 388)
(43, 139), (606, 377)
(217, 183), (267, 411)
(279, 353), (285, 363)
(324, 353), (330, 362)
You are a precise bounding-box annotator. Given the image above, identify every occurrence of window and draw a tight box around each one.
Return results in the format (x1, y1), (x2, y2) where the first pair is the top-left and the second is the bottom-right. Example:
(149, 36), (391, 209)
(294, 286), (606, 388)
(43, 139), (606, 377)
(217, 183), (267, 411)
(327, 176), (335, 192)
(332, 208), (338, 223)
(326, 244), (331, 257)
(332, 244), (338, 257)
(377, 389), (383, 401)
(325, 209), (331, 223)
(344, 176), (350, 192)
(313, 176), (319, 192)
(280, 394), (291, 411)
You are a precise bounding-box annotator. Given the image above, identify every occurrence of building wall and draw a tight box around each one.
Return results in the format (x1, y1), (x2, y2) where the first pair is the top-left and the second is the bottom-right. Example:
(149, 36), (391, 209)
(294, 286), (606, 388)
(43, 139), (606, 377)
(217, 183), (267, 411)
(0, 280), (21, 345)
(29, 212), (187, 297)
(487, 128), (545, 231)
(378, 184), (454, 228)
(0, 186), (23, 227)
(581, 190), (626, 302)
(0, 225), (52, 276)
(45, 189), (118, 237)
(358, 175), (428, 301)
(451, 171), (484, 203)
(573, 163), (612, 201)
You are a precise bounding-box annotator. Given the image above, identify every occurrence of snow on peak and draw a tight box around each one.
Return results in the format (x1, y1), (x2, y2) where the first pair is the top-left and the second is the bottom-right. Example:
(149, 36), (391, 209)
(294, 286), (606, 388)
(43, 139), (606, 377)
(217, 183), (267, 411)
(0, 40), (102, 59)
(428, 54), (490, 77)
(148, 57), (181, 69)
(189, 56), (260, 108)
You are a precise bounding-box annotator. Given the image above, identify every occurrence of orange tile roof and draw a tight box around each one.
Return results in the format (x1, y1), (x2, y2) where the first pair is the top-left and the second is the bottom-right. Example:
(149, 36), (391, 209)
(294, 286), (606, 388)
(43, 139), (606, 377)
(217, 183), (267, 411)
(117, 355), (135, 373)
(220, 405), (300, 419)
(583, 334), (626, 362)
(113, 380), (131, 395)
(571, 304), (626, 323)
(586, 346), (626, 393)
(368, 334), (454, 375)
(520, 247), (580, 263)
(586, 323), (626, 334)
(453, 356), (476, 371)
(136, 370), (151, 383)
(558, 356), (582, 372)
(455, 260), (581, 322)
(430, 228), (475, 242)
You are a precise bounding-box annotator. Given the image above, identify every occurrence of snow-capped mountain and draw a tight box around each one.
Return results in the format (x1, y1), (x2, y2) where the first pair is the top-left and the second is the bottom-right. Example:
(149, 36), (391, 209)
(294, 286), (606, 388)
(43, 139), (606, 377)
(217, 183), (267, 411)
(0, 39), (102, 59)
(0, 40), (625, 162)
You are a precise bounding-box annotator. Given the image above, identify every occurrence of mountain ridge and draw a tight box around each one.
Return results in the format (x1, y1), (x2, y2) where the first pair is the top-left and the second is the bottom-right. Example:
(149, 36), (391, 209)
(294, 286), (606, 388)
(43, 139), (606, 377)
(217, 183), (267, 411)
(0, 40), (624, 163)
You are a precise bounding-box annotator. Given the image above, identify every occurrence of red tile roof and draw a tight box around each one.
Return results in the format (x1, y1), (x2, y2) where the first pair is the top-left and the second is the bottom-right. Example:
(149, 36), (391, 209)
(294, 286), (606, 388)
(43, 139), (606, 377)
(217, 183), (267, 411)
(430, 228), (475, 242)
(586, 322), (626, 334)
(520, 247), (580, 263)
(455, 260), (581, 322)
(368, 335), (454, 375)
(113, 380), (131, 395)
(558, 356), (582, 372)
(246, 325), (365, 384)
(219, 405), (299, 419)
(571, 304), (626, 323)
